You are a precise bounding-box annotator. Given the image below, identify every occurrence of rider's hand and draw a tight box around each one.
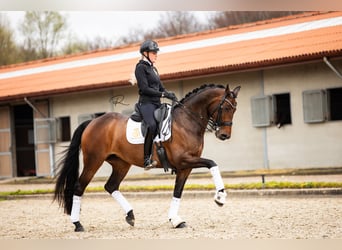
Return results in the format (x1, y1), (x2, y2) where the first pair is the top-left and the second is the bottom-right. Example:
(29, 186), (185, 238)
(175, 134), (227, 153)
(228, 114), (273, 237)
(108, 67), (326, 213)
(164, 91), (178, 101)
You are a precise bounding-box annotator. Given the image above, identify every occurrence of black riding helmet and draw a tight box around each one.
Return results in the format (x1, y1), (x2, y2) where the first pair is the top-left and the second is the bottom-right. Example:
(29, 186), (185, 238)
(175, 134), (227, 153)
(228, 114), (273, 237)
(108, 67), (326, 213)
(139, 40), (160, 54)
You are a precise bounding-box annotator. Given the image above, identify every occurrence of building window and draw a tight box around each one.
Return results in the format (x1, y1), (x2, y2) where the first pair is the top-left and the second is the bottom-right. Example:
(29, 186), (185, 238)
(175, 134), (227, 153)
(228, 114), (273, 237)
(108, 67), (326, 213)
(251, 93), (292, 128)
(303, 87), (342, 123)
(327, 87), (342, 121)
(78, 112), (105, 124)
(59, 116), (71, 142)
(274, 93), (292, 128)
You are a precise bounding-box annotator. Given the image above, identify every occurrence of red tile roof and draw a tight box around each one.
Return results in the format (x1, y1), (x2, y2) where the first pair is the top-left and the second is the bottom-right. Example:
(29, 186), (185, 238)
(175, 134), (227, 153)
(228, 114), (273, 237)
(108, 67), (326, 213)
(0, 11), (342, 102)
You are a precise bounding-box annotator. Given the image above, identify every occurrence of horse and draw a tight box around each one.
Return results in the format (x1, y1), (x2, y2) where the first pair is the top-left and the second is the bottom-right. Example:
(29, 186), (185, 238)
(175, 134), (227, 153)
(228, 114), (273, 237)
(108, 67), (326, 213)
(54, 83), (241, 232)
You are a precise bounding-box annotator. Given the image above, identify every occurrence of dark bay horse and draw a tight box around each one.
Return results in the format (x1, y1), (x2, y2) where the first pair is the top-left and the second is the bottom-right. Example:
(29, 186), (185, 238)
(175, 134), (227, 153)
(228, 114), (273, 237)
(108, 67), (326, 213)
(54, 84), (240, 231)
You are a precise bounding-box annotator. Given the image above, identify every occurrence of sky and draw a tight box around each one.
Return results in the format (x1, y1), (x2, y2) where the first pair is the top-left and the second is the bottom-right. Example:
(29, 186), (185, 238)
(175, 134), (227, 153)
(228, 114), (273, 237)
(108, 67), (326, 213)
(2, 11), (214, 46)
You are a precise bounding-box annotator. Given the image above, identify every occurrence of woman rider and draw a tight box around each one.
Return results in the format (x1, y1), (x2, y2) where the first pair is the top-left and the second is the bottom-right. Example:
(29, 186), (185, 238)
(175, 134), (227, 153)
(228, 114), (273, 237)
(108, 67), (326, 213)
(135, 40), (177, 169)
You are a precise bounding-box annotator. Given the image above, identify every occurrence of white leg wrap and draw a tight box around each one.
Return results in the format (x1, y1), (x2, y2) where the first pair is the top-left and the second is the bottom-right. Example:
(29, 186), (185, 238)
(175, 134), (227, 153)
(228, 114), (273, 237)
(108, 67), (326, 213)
(210, 166), (227, 206)
(70, 195), (82, 223)
(168, 197), (181, 220)
(111, 191), (133, 214)
(168, 197), (185, 228)
(210, 166), (225, 191)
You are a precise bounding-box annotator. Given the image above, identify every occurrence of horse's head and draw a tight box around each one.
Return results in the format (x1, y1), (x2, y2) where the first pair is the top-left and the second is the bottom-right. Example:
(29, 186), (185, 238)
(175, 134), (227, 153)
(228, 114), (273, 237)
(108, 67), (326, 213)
(209, 84), (241, 141)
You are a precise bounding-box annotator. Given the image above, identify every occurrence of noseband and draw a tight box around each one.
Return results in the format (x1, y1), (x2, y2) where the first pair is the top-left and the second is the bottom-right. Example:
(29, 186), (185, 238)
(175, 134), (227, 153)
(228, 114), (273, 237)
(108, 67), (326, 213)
(208, 92), (237, 131)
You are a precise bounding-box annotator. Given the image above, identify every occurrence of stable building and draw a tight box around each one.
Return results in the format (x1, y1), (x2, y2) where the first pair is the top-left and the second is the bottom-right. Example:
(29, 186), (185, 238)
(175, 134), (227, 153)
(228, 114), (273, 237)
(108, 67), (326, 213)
(0, 11), (341, 178)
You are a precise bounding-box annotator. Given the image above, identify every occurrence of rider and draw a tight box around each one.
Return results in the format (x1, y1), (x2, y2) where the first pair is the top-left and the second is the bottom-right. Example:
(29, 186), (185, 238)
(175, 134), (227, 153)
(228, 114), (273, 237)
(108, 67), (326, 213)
(135, 39), (177, 169)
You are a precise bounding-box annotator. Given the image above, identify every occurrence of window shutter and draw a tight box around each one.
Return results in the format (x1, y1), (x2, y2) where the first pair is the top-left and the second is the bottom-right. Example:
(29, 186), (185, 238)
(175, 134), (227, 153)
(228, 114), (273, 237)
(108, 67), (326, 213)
(302, 90), (327, 123)
(34, 118), (57, 144)
(251, 95), (274, 127)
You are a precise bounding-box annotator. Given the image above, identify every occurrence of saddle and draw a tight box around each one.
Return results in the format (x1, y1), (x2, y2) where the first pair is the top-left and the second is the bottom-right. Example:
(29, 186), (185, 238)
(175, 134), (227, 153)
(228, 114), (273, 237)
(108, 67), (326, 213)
(128, 103), (172, 172)
(130, 103), (169, 137)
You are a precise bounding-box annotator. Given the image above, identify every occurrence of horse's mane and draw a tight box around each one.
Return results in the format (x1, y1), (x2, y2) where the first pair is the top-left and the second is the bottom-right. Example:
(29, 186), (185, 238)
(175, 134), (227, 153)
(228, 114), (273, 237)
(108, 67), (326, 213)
(178, 83), (225, 105)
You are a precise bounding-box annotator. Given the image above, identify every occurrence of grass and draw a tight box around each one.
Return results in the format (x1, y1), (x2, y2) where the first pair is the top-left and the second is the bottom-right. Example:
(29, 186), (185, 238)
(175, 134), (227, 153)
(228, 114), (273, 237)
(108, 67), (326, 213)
(0, 188), (54, 197)
(1, 167), (341, 199)
(3, 167), (342, 185)
(1, 181), (341, 199)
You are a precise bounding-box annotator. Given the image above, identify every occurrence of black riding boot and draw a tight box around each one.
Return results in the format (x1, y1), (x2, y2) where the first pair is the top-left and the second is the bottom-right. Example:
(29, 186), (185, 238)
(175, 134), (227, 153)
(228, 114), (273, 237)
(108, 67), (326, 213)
(143, 128), (156, 169)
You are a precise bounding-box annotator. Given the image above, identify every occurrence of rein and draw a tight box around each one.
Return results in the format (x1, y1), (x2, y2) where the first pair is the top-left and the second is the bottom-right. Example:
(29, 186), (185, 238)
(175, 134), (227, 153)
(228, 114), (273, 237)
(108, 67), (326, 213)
(173, 101), (208, 130)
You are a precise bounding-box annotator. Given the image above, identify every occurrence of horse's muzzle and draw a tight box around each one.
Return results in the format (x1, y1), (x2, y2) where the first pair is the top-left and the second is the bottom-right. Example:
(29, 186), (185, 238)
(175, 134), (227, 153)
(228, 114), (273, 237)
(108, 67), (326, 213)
(216, 133), (231, 141)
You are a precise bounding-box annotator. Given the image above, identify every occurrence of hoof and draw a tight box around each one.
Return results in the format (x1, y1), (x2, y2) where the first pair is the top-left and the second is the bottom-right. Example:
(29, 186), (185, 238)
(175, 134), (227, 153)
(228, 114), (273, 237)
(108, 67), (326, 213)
(215, 200), (224, 207)
(126, 210), (135, 226)
(176, 222), (186, 228)
(73, 221), (85, 232)
(169, 216), (186, 228)
(214, 190), (227, 207)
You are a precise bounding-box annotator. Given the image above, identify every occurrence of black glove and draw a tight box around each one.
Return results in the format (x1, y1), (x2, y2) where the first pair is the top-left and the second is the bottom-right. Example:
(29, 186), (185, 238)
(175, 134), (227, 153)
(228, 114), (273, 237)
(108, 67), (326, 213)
(164, 91), (178, 101)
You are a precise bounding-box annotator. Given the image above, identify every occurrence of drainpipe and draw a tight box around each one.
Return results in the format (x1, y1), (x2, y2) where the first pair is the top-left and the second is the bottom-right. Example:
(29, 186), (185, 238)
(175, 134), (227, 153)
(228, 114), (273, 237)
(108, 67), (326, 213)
(260, 70), (270, 170)
(323, 57), (342, 80)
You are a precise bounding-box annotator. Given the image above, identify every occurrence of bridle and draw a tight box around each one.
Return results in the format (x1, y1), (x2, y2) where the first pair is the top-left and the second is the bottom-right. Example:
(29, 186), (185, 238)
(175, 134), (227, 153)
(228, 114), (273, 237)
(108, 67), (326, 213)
(208, 92), (237, 132)
(174, 91), (237, 132)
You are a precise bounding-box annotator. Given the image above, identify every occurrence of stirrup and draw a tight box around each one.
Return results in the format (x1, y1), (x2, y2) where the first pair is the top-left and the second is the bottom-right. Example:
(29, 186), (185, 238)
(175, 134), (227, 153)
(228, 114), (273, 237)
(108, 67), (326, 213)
(144, 157), (157, 170)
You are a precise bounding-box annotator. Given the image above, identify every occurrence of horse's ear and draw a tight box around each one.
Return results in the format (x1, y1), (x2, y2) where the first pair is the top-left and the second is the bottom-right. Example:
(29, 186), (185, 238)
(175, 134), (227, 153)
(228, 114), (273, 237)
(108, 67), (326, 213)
(232, 86), (241, 98)
(225, 84), (230, 93)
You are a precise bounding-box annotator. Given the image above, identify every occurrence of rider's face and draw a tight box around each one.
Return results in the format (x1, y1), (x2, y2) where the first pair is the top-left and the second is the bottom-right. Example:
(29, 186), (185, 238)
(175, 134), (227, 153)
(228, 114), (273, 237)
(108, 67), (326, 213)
(147, 51), (158, 63)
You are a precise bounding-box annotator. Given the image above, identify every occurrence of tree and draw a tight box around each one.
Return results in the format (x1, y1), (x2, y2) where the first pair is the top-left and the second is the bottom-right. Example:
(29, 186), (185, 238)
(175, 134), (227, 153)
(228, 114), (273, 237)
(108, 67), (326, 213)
(20, 11), (68, 59)
(0, 13), (19, 66)
(115, 28), (145, 46)
(62, 39), (90, 55)
(84, 36), (114, 51)
(62, 36), (114, 55)
(116, 11), (207, 46)
(209, 11), (305, 29)
(153, 11), (206, 38)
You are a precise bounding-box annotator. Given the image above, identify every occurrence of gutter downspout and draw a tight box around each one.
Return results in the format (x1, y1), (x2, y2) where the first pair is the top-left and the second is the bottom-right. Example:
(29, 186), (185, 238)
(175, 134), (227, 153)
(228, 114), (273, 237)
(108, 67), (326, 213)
(259, 70), (270, 170)
(323, 57), (342, 80)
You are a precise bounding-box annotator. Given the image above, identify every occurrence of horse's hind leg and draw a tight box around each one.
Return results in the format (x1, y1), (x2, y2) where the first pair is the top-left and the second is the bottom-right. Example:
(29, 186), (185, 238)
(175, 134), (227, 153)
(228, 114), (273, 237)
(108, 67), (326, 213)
(71, 154), (104, 232)
(104, 158), (134, 226)
(168, 168), (192, 228)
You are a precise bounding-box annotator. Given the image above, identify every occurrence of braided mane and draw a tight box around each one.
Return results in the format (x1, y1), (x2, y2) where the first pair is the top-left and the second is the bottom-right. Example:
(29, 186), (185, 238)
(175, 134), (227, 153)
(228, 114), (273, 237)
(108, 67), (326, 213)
(179, 84), (225, 104)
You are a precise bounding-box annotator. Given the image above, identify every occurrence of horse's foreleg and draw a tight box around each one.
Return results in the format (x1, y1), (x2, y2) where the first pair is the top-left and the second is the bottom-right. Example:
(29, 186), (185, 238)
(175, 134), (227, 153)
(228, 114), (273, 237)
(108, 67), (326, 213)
(180, 157), (227, 206)
(168, 168), (191, 228)
(210, 165), (227, 206)
(104, 160), (134, 226)
(192, 158), (227, 206)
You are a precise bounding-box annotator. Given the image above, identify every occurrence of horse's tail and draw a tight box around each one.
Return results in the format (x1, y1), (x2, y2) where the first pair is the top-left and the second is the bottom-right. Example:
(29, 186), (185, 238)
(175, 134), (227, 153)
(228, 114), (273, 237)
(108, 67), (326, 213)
(54, 120), (92, 215)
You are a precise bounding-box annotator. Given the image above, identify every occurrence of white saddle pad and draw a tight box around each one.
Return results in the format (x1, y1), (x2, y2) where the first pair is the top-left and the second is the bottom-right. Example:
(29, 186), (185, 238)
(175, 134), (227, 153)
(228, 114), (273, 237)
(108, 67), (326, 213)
(126, 108), (172, 144)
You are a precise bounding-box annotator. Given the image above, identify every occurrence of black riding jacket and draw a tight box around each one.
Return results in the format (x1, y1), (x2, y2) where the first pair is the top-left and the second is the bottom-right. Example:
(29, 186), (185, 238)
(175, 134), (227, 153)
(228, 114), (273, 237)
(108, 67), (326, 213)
(135, 59), (165, 104)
